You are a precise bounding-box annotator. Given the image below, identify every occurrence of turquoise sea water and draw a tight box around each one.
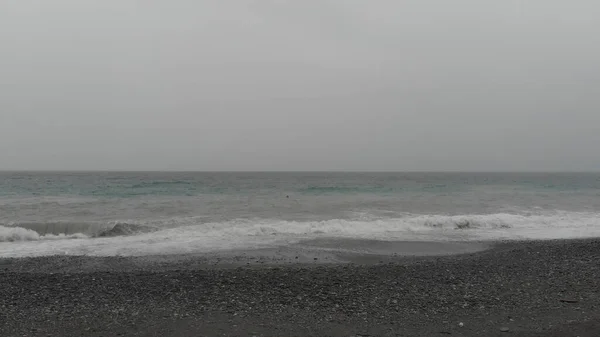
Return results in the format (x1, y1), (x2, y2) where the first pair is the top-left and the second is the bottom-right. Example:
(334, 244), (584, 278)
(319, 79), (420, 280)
(2, 172), (599, 197)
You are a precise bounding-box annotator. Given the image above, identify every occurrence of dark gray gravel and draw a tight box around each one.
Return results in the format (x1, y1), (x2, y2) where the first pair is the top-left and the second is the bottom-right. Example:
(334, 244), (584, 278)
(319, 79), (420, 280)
(1, 239), (600, 337)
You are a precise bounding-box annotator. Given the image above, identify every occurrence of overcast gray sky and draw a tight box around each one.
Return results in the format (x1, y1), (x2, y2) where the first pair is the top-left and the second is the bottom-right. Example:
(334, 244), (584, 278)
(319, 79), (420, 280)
(1, 0), (599, 171)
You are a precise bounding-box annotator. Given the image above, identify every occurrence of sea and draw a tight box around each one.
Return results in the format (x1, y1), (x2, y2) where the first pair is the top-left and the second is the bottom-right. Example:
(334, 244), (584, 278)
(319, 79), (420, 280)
(1, 172), (599, 258)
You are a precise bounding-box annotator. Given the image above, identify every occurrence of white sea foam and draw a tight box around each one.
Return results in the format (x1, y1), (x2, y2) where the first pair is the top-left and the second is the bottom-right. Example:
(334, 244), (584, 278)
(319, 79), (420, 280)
(0, 225), (89, 242)
(1, 211), (599, 257)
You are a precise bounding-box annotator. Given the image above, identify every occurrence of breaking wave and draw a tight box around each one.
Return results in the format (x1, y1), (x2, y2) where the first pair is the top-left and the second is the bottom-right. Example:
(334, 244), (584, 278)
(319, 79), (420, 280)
(0, 221), (158, 242)
(2, 211), (600, 245)
(2, 211), (600, 257)
(96, 223), (158, 237)
(0, 226), (88, 242)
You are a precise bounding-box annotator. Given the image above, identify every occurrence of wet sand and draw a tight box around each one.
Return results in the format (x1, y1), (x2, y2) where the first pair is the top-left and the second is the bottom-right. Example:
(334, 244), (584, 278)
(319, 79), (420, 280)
(0, 239), (490, 273)
(1, 239), (599, 336)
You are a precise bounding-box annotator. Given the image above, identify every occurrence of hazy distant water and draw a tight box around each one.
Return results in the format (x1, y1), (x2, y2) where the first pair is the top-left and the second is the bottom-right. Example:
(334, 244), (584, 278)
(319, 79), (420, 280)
(1, 172), (599, 257)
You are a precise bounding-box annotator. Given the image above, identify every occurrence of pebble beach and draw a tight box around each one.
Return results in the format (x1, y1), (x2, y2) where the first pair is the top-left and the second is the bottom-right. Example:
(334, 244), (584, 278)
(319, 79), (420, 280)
(1, 239), (599, 337)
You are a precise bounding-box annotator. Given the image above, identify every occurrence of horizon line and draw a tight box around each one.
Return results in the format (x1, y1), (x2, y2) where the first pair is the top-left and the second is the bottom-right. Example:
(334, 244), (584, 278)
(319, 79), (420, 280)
(1, 169), (599, 174)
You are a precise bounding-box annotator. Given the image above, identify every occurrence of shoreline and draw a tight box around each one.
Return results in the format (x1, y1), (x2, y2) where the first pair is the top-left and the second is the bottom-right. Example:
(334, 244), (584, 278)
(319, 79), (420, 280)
(2, 239), (600, 336)
(0, 239), (490, 273)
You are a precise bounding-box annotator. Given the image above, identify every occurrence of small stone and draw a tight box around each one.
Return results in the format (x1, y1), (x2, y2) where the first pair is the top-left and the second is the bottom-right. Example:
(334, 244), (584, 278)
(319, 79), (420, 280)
(500, 327), (510, 332)
(560, 298), (579, 303)
(458, 322), (464, 327)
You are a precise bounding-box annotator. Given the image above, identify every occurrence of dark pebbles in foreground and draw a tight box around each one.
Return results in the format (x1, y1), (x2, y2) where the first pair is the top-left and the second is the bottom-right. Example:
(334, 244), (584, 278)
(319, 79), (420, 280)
(1, 239), (600, 337)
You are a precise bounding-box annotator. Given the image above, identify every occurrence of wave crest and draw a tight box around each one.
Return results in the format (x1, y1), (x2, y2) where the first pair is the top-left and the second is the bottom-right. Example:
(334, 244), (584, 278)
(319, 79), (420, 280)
(0, 221), (156, 242)
(0, 225), (88, 242)
(96, 223), (157, 237)
(2, 212), (599, 245)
